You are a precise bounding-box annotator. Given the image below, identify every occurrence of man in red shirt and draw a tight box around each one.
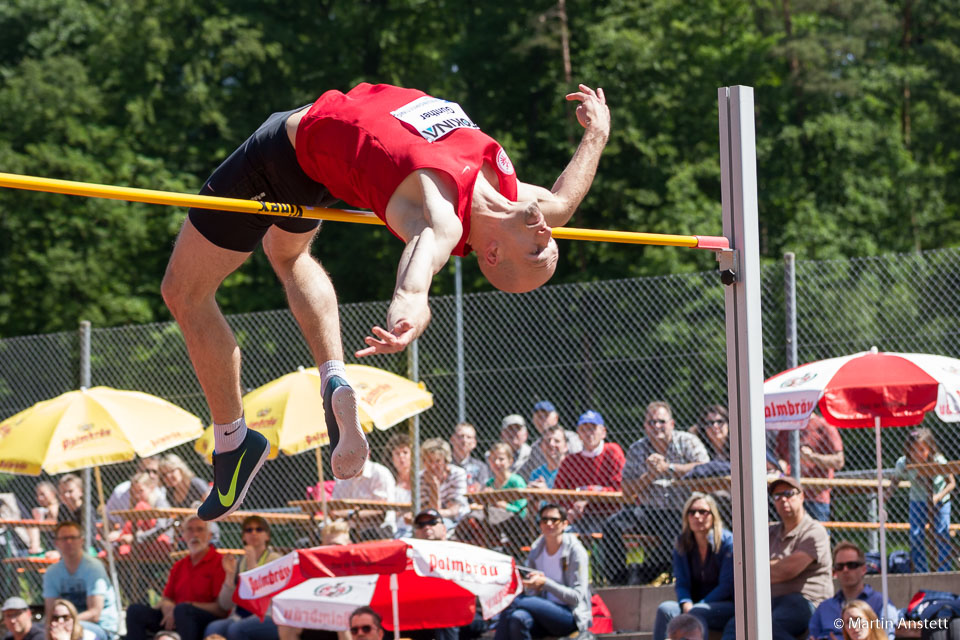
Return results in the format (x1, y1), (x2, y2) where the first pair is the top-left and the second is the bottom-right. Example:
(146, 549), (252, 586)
(775, 413), (844, 521)
(161, 83), (611, 522)
(554, 410), (625, 533)
(125, 516), (227, 640)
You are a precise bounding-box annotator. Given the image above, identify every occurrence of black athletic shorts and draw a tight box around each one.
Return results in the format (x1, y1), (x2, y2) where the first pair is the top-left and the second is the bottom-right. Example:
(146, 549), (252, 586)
(188, 105), (341, 252)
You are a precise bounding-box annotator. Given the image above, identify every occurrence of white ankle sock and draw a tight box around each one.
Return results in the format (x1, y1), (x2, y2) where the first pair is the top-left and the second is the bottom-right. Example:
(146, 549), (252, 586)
(319, 360), (347, 393)
(214, 414), (247, 453)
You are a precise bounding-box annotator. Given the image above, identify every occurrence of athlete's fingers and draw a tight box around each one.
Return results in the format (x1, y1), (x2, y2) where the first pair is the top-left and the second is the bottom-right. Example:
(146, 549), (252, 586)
(598, 87), (606, 104)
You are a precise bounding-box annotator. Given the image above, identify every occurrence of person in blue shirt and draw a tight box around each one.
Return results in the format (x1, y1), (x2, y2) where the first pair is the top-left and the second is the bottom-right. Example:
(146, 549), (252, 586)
(528, 425), (568, 489)
(808, 541), (900, 640)
(653, 493), (734, 640)
(42, 522), (119, 640)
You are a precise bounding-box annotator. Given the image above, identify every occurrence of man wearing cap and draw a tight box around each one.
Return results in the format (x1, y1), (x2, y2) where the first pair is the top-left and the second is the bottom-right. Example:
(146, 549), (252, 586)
(125, 515), (227, 640)
(599, 401), (709, 584)
(42, 521), (118, 640)
(450, 422), (491, 491)
(492, 415), (532, 475)
(553, 410), (624, 533)
(2, 598), (42, 640)
(519, 401), (582, 479)
(720, 476), (832, 640)
(412, 509), (449, 541)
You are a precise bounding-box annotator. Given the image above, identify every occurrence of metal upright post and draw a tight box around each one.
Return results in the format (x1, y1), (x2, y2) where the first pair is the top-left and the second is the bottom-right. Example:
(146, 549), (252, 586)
(784, 253), (801, 478)
(410, 339), (421, 514)
(718, 86), (771, 640)
(455, 257), (465, 423)
(79, 321), (93, 544)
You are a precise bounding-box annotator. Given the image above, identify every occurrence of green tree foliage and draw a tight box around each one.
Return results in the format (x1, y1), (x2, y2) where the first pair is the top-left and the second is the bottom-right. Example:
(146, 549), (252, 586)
(1, 0), (959, 337)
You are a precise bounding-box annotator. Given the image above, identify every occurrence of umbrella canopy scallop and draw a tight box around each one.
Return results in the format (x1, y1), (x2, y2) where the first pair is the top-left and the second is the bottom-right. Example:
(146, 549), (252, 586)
(0, 386), (204, 475)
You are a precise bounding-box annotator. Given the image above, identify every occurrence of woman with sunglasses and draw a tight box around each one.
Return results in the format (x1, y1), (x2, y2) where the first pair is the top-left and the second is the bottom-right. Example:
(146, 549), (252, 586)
(46, 599), (96, 640)
(653, 493), (734, 640)
(204, 516), (282, 640)
(494, 504), (593, 640)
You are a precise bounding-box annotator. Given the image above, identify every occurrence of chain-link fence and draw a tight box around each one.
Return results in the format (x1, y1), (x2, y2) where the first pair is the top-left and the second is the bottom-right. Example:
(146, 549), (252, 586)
(2, 248), (960, 609)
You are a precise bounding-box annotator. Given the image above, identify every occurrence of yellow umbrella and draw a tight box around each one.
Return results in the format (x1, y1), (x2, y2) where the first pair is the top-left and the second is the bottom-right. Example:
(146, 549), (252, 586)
(0, 386), (204, 474)
(194, 364), (433, 462)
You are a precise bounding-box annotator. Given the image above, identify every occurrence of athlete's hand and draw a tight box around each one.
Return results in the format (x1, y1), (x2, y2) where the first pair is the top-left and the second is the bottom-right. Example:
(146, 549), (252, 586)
(566, 84), (610, 139)
(355, 320), (417, 357)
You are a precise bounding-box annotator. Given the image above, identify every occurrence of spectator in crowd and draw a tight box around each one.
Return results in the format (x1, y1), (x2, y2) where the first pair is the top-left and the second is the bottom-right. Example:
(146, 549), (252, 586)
(666, 615), (703, 640)
(42, 522), (119, 640)
(528, 425), (569, 490)
(153, 633), (180, 640)
(159, 454), (212, 509)
(321, 519), (351, 546)
(204, 516), (283, 640)
(28, 481), (59, 554)
(494, 504), (592, 640)
(420, 438), (470, 527)
(838, 600), (888, 640)
(721, 476), (832, 640)
(496, 416), (532, 475)
(688, 406), (729, 462)
(2, 596), (42, 640)
(600, 401), (709, 584)
(104, 456), (165, 525)
(653, 493), (734, 640)
(450, 423), (491, 491)
(553, 411), (624, 533)
(45, 599), (91, 640)
(106, 471), (173, 553)
(125, 515), (227, 640)
(808, 541), (900, 640)
(486, 443), (528, 519)
(386, 433), (413, 536)
(776, 413), (844, 522)
(56, 476), (83, 527)
(518, 401), (582, 479)
(885, 427), (955, 573)
(411, 508), (448, 541)
(348, 608), (382, 640)
(331, 457), (397, 541)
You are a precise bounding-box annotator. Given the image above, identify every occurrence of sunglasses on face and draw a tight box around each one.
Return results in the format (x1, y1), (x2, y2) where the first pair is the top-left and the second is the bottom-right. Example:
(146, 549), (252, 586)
(704, 419), (725, 426)
(834, 561), (865, 571)
(350, 625), (375, 635)
(771, 489), (800, 500)
(646, 419), (668, 426)
(244, 526), (265, 533)
(687, 508), (711, 517)
(50, 615), (72, 623)
(539, 516), (563, 524)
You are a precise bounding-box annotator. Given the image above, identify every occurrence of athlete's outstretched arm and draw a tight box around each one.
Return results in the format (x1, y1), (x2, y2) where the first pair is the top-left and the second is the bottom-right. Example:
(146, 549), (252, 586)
(516, 84), (610, 228)
(355, 174), (461, 357)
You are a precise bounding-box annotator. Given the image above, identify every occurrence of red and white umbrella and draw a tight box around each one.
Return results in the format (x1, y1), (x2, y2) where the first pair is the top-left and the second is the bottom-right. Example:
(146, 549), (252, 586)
(235, 539), (521, 639)
(763, 347), (960, 621)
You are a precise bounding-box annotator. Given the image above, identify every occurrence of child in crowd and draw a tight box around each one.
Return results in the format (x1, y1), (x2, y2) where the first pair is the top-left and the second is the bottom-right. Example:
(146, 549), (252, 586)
(886, 428), (955, 572)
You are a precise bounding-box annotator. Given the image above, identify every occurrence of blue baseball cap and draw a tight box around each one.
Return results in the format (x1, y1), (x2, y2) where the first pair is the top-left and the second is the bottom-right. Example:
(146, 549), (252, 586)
(533, 400), (556, 414)
(576, 410), (605, 427)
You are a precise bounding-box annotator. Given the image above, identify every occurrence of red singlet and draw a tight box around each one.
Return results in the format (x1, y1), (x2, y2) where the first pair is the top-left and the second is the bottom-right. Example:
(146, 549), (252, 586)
(295, 83), (518, 256)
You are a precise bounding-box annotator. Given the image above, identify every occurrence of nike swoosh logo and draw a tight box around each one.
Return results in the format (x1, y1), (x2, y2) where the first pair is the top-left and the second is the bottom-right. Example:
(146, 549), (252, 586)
(218, 450), (246, 507)
(223, 426), (240, 437)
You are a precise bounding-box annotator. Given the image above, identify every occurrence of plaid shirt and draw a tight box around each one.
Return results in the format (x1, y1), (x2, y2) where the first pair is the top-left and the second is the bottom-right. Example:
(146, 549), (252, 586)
(623, 431), (709, 510)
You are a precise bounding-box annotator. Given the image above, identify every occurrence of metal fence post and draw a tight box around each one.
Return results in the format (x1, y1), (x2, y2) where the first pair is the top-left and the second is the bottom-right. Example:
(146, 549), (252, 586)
(455, 256), (465, 423)
(784, 253), (801, 478)
(409, 339), (421, 514)
(79, 320), (93, 544)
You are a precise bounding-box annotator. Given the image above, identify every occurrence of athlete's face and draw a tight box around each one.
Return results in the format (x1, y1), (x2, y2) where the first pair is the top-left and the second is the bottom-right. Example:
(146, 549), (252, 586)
(483, 202), (558, 293)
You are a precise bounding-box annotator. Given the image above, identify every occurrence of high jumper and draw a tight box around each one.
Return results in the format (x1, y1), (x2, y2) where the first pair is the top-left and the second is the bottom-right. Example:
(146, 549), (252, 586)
(161, 82), (611, 520)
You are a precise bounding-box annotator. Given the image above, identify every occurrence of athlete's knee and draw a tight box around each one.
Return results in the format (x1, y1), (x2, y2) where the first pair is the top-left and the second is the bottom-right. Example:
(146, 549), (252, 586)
(161, 263), (216, 318)
(262, 228), (316, 277)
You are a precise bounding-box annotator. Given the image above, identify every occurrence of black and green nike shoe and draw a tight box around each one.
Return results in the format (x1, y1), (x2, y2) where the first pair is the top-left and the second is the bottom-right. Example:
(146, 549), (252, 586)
(198, 429), (270, 521)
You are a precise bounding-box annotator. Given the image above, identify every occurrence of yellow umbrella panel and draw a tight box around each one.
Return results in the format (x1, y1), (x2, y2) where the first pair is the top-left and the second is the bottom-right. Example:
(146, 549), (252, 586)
(195, 364), (433, 462)
(0, 387), (204, 475)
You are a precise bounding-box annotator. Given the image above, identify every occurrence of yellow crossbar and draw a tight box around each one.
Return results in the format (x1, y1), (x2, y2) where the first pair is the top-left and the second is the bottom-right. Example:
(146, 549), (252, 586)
(0, 172), (728, 249)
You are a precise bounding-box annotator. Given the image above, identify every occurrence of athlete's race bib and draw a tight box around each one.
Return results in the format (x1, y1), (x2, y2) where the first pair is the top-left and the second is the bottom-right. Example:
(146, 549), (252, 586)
(391, 96), (479, 143)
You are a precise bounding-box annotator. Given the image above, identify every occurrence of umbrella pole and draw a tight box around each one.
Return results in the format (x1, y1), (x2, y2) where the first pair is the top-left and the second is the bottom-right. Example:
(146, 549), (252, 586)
(875, 416), (889, 629)
(94, 466), (123, 625)
(316, 446), (328, 521)
(390, 573), (400, 640)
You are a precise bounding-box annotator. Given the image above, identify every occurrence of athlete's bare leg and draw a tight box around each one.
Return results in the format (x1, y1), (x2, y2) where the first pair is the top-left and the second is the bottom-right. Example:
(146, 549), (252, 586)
(161, 219), (251, 424)
(262, 225), (369, 478)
